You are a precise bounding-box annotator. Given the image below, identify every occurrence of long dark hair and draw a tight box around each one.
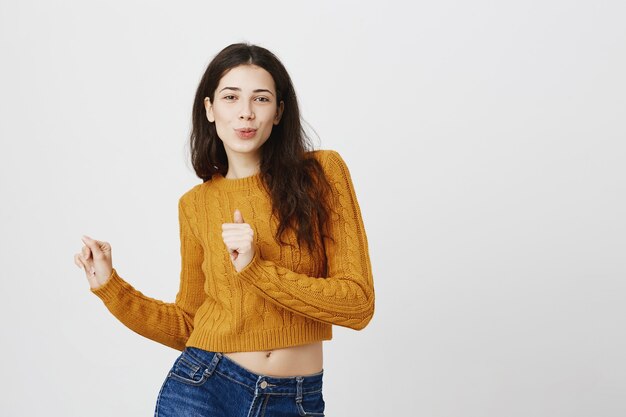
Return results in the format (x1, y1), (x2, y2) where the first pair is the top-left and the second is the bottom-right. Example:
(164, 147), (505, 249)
(189, 42), (334, 273)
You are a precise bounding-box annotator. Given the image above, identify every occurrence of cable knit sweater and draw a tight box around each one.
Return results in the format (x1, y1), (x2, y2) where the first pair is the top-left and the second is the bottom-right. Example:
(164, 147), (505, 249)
(90, 149), (375, 352)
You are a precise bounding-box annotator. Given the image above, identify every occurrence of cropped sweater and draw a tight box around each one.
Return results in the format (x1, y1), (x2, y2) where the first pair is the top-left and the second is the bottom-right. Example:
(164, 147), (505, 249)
(90, 149), (375, 352)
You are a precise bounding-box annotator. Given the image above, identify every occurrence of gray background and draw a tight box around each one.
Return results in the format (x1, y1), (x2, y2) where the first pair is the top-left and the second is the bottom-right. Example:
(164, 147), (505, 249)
(1, 0), (625, 416)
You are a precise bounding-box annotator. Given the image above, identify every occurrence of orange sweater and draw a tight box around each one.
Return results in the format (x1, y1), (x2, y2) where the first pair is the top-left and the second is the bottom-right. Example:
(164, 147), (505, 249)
(90, 149), (375, 352)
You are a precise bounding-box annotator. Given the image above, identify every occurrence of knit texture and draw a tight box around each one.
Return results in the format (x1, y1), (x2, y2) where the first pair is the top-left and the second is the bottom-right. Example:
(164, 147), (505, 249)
(90, 149), (375, 352)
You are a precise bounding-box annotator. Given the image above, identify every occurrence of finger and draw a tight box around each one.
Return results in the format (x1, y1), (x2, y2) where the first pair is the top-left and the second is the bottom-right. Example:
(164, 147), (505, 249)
(222, 229), (254, 238)
(223, 243), (247, 258)
(225, 242), (238, 254)
(81, 245), (92, 260)
(224, 240), (252, 253)
(78, 253), (93, 272)
(234, 242), (252, 253)
(74, 253), (84, 269)
(75, 253), (98, 282)
(222, 223), (252, 230)
(223, 240), (239, 252)
(234, 209), (244, 224)
(75, 254), (95, 275)
(81, 235), (104, 257)
(223, 234), (253, 246)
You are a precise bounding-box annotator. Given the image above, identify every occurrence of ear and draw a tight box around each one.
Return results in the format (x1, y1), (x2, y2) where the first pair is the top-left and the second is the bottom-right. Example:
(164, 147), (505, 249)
(274, 100), (284, 125)
(204, 97), (214, 123)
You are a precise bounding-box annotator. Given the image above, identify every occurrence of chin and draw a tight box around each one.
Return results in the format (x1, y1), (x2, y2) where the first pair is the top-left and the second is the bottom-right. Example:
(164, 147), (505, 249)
(227, 143), (260, 154)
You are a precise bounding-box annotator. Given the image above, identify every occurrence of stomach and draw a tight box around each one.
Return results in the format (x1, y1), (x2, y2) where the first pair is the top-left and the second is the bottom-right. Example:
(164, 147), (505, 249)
(223, 341), (323, 377)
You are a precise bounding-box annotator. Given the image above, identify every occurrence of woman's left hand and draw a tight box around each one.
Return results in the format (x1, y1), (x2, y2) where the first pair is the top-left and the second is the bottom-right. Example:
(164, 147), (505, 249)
(222, 209), (256, 273)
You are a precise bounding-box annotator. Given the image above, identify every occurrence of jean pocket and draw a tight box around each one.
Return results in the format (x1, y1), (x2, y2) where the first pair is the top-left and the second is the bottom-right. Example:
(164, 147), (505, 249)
(167, 348), (212, 386)
(295, 390), (326, 416)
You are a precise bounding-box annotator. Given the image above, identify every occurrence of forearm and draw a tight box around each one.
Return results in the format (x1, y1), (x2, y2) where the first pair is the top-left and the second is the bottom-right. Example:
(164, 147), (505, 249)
(91, 268), (196, 351)
(236, 251), (375, 330)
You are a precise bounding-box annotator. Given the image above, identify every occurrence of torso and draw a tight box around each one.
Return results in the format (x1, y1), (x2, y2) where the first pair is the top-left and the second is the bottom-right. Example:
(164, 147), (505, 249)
(223, 341), (323, 377)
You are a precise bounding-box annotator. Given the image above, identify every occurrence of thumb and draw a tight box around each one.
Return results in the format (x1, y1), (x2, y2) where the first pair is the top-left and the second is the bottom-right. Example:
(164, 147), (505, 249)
(234, 209), (244, 224)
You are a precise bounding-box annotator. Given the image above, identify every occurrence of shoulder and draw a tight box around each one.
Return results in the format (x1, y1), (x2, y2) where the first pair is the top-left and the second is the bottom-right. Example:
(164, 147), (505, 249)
(306, 149), (348, 172)
(178, 182), (204, 210)
(306, 149), (353, 182)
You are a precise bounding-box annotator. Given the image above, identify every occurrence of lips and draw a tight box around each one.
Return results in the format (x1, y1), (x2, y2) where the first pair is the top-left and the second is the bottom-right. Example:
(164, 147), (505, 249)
(235, 128), (257, 139)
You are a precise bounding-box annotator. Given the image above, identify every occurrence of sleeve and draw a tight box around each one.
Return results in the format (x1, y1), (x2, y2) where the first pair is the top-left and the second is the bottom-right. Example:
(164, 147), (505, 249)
(235, 150), (375, 330)
(89, 195), (207, 351)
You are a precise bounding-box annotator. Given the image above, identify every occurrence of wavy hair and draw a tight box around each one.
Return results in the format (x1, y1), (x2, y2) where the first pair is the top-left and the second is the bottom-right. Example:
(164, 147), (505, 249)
(188, 42), (334, 273)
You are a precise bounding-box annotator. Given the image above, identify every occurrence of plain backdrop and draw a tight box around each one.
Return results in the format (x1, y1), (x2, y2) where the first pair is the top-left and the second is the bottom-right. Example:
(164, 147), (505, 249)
(1, 0), (625, 416)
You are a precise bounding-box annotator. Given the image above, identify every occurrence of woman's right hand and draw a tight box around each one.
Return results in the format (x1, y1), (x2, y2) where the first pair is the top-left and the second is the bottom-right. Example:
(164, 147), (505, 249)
(74, 235), (114, 290)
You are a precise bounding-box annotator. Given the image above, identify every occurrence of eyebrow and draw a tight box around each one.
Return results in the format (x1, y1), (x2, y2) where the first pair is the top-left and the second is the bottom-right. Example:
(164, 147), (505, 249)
(219, 87), (275, 96)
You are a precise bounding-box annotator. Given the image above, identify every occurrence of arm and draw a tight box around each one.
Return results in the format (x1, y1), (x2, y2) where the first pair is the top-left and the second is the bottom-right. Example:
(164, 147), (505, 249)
(90, 195), (206, 351)
(235, 150), (375, 330)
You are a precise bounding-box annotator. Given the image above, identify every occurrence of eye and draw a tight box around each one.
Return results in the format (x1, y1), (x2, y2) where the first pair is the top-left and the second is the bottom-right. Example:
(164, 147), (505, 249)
(224, 95), (236, 100)
(256, 97), (270, 102)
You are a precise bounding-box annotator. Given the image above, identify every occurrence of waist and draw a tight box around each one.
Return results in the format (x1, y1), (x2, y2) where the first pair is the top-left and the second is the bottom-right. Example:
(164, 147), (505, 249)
(223, 341), (324, 377)
(183, 346), (324, 394)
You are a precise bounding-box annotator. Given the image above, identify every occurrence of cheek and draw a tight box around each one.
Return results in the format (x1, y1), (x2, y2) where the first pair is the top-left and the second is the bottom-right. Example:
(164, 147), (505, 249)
(211, 105), (227, 121)
(260, 108), (279, 124)
(211, 108), (234, 131)
(215, 124), (232, 142)
(259, 124), (275, 141)
(210, 111), (230, 139)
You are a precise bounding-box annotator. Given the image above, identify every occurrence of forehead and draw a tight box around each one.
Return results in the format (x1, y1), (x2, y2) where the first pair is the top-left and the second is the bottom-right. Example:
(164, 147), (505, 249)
(217, 65), (276, 91)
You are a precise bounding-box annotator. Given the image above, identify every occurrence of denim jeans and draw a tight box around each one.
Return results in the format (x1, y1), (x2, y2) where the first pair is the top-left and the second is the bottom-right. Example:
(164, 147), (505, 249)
(154, 346), (326, 417)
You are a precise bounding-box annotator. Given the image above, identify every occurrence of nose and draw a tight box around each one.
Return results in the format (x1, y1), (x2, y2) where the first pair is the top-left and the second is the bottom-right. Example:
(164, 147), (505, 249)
(239, 101), (255, 120)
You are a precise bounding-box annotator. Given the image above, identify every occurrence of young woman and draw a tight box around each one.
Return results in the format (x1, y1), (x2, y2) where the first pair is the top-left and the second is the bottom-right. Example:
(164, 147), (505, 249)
(74, 42), (375, 417)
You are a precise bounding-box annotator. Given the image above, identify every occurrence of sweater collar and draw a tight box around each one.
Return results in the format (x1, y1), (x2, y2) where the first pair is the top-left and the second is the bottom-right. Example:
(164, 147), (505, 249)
(210, 171), (264, 191)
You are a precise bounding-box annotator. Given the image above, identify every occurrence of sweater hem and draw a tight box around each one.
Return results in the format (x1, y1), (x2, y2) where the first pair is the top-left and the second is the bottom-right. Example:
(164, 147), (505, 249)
(185, 323), (332, 353)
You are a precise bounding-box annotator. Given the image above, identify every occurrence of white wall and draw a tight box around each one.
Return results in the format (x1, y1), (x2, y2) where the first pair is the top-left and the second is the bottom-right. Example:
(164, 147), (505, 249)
(1, 0), (624, 416)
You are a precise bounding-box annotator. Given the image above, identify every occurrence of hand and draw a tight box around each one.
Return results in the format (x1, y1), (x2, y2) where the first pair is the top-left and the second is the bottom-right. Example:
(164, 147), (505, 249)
(73, 235), (114, 290)
(222, 209), (256, 273)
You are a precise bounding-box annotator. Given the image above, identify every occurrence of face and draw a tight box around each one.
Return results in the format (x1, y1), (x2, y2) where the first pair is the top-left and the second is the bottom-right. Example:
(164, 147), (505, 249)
(204, 64), (284, 163)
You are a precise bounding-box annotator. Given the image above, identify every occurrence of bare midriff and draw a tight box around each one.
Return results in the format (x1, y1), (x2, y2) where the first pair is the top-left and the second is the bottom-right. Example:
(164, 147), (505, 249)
(223, 341), (323, 377)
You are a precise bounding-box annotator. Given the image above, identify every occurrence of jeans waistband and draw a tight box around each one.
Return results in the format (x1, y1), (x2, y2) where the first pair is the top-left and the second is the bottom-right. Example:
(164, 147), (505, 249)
(183, 346), (324, 395)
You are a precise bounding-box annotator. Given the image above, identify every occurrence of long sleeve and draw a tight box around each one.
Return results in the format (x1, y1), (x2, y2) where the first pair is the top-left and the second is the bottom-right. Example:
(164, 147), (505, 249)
(90, 195), (207, 351)
(235, 150), (375, 330)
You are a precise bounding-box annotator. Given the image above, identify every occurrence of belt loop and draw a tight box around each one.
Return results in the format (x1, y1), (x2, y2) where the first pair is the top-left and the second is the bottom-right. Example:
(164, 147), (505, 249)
(206, 351), (222, 376)
(296, 376), (304, 402)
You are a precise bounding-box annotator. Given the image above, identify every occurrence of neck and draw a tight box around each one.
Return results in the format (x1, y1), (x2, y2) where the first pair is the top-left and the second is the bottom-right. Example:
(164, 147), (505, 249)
(225, 151), (261, 179)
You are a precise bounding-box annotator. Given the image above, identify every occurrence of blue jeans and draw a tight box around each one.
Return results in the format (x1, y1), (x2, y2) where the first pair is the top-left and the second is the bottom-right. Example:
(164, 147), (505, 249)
(154, 346), (326, 417)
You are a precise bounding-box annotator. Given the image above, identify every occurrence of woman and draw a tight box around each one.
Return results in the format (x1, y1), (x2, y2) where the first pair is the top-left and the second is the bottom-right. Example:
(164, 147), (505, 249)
(74, 42), (375, 417)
